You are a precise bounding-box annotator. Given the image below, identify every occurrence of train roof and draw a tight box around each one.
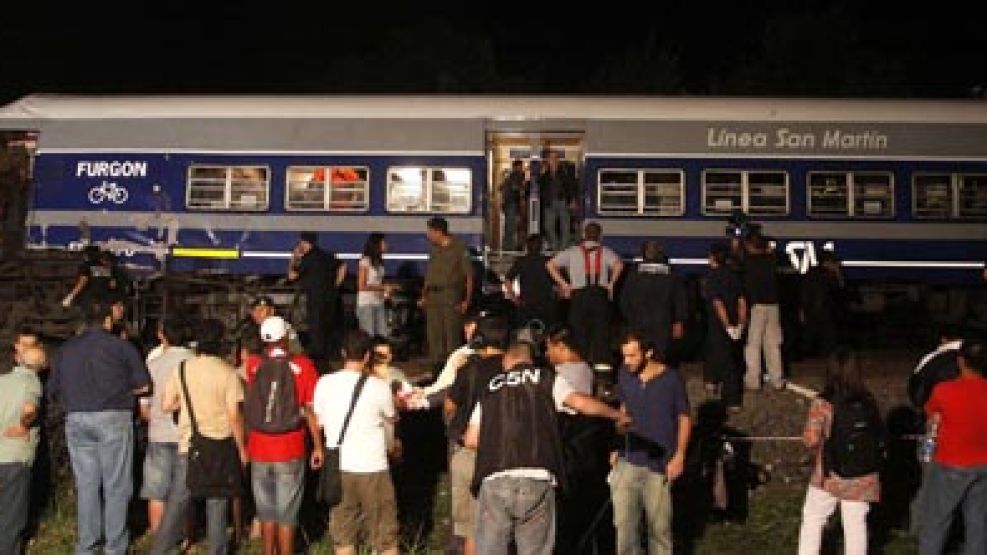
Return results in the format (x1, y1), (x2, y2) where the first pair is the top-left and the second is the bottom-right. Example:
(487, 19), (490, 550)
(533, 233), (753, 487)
(5, 95), (987, 158)
(3, 94), (987, 124)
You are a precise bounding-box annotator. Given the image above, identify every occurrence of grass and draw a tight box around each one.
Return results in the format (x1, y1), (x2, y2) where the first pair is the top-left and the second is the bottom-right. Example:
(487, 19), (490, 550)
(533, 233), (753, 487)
(26, 353), (926, 553)
(26, 473), (919, 554)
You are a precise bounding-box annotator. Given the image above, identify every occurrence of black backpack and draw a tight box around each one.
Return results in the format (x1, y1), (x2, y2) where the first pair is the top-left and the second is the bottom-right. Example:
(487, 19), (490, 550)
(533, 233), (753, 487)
(822, 395), (885, 478)
(244, 354), (302, 434)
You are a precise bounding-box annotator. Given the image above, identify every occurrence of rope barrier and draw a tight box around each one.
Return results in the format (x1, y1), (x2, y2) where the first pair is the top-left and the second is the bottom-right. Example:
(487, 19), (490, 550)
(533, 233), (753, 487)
(721, 433), (923, 442)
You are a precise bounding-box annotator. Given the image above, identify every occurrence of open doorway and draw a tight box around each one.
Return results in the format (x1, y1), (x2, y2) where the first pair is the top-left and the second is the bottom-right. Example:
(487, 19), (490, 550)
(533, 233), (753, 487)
(486, 132), (584, 256)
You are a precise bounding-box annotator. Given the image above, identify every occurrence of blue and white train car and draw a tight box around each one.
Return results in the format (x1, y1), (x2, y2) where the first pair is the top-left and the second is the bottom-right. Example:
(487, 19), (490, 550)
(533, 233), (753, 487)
(1, 95), (986, 283)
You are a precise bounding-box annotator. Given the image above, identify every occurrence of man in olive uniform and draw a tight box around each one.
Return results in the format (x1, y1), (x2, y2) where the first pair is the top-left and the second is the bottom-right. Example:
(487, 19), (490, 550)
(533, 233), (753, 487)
(421, 217), (474, 370)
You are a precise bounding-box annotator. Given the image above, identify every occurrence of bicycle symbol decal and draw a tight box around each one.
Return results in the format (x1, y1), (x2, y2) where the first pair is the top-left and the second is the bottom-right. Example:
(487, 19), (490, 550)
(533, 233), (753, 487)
(88, 181), (129, 204)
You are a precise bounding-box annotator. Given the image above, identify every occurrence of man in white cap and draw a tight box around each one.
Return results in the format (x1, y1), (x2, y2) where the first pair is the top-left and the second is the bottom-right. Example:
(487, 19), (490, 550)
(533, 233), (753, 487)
(244, 316), (323, 555)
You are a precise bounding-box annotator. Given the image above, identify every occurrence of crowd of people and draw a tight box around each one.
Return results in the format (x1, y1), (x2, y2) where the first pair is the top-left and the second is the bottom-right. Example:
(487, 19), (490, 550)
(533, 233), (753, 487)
(1, 214), (986, 555)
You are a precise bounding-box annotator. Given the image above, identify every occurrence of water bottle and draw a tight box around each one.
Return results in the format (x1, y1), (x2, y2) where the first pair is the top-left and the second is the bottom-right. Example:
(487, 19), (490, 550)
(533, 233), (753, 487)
(919, 415), (940, 464)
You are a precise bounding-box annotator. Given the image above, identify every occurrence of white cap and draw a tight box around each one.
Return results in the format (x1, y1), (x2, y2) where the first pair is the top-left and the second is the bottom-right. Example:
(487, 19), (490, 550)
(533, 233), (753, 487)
(260, 316), (289, 343)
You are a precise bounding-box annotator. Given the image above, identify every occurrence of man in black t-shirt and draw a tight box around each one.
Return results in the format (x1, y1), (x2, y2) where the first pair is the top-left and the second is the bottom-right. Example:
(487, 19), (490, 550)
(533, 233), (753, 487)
(742, 234), (784, 390)
(288, 232), (345, 370)
(62, 247), (129, 313)
(499, 160), (527, 252)
(443, 315), (510, 555)
(799, 251), (845, 358)
(620, 240), (688, 364)
(505, 234), (558, 329)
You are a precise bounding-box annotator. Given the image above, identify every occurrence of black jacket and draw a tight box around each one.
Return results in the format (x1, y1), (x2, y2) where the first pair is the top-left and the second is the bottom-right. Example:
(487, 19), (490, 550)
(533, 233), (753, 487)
(908, 344), (961, 409)
(471, 363), (565, 496)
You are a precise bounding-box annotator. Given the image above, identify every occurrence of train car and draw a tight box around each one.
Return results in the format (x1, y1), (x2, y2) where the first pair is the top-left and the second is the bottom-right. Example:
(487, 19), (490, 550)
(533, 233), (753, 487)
(1, 95), (986, 286)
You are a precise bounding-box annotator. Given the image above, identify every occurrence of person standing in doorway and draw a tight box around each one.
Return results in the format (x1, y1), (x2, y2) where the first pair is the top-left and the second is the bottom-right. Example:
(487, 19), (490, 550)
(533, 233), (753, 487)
(288, 232), (345, 371)
(421, 217), (474, 371)
(547, 221), (624, 370)
(500, 160), (527, 252)
(538, 150), (577, 251)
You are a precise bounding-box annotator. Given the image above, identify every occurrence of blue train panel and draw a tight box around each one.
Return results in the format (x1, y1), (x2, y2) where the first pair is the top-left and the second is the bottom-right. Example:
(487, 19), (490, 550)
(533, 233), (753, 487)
(27, 152), (487, 276)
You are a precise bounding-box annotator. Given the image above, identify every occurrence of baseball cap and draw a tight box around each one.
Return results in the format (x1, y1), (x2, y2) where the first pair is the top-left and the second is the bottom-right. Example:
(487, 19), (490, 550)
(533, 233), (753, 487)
(260, 316), (289, 343)
(251, 295), (275, 309)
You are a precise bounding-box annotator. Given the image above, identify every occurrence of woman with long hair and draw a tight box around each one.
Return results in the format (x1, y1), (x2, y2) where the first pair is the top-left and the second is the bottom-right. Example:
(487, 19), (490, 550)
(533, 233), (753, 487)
(797, 349), (882, 555)
(357, 233), (395, 337)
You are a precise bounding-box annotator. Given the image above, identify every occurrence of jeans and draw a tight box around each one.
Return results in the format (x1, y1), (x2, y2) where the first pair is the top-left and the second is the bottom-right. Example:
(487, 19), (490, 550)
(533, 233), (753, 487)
(356, 304), (389, 337)
(65, 410), (135, 555)
(475, 476), (555, 555)
(251, 459), (305, 526)
(151, 455), (229, 555)
(919, 462), (987, 555)
(141, 442), (179, 500)
(744, 304), (784, 389)
(797, 485), (870, 555)
(610, 459), (672, 555)
(543, 200), (570, 250)
(0, 462), (31, 555)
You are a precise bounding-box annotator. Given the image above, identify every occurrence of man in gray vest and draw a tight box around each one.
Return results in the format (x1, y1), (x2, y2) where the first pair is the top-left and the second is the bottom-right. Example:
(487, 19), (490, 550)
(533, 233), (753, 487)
(547, 221), (624, 370)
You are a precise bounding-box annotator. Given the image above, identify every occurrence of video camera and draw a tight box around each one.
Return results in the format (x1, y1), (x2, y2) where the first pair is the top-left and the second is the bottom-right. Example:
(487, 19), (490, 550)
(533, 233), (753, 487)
(725, 209), (761, 239)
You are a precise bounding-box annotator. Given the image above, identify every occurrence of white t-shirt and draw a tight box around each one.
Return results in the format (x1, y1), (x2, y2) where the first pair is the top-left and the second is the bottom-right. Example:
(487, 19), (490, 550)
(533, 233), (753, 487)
(143, 346), (194, 444)
(555, 361), (593, 414)
(356, 256), (385, 306)
(313, 369), (396, 473)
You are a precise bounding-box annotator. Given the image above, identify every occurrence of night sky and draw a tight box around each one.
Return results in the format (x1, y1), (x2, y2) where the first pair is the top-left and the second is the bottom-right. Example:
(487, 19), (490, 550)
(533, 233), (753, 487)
(1, 2), (986, 104)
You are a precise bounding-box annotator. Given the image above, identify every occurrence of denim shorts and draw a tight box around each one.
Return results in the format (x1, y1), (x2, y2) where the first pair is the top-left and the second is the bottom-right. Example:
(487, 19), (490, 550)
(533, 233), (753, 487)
(251, 459), (306, 525)
(140, 442), (179, 501)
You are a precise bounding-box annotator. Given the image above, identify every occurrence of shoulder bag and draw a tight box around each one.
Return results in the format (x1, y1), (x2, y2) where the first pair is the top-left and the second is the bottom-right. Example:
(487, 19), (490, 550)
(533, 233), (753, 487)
(316, 373), (369, 506)
(179, 361), (243, 499)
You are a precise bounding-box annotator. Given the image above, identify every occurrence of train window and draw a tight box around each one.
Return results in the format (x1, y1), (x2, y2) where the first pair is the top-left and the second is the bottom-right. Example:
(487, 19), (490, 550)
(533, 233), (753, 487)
(958, 174), (987, 219)
(187, 165), (269, 211)
(702, 171), (743, 215)
(853, 173), (893, 218)
(913, 174), (953, 219)
(747, 171), (788, 215)
(386, 166), (471, 213)
(702, 170), (788, 216)
(286, 166), (369, 212)
(807, 171), (893, 218)
(808, 173), (850, 216)
(642, 171), (685, 215)
(598, 170), (638, 214)
(598, 169), (684, 216)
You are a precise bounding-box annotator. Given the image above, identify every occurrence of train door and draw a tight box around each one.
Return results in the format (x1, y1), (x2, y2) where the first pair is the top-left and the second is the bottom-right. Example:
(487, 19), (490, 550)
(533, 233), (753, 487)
(486, 132), (584, 255)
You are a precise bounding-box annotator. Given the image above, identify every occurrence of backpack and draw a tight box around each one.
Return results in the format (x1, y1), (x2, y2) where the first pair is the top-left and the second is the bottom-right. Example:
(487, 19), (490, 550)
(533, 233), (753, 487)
(244, 354), (302, 434)
(822, 396), (885, 478)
